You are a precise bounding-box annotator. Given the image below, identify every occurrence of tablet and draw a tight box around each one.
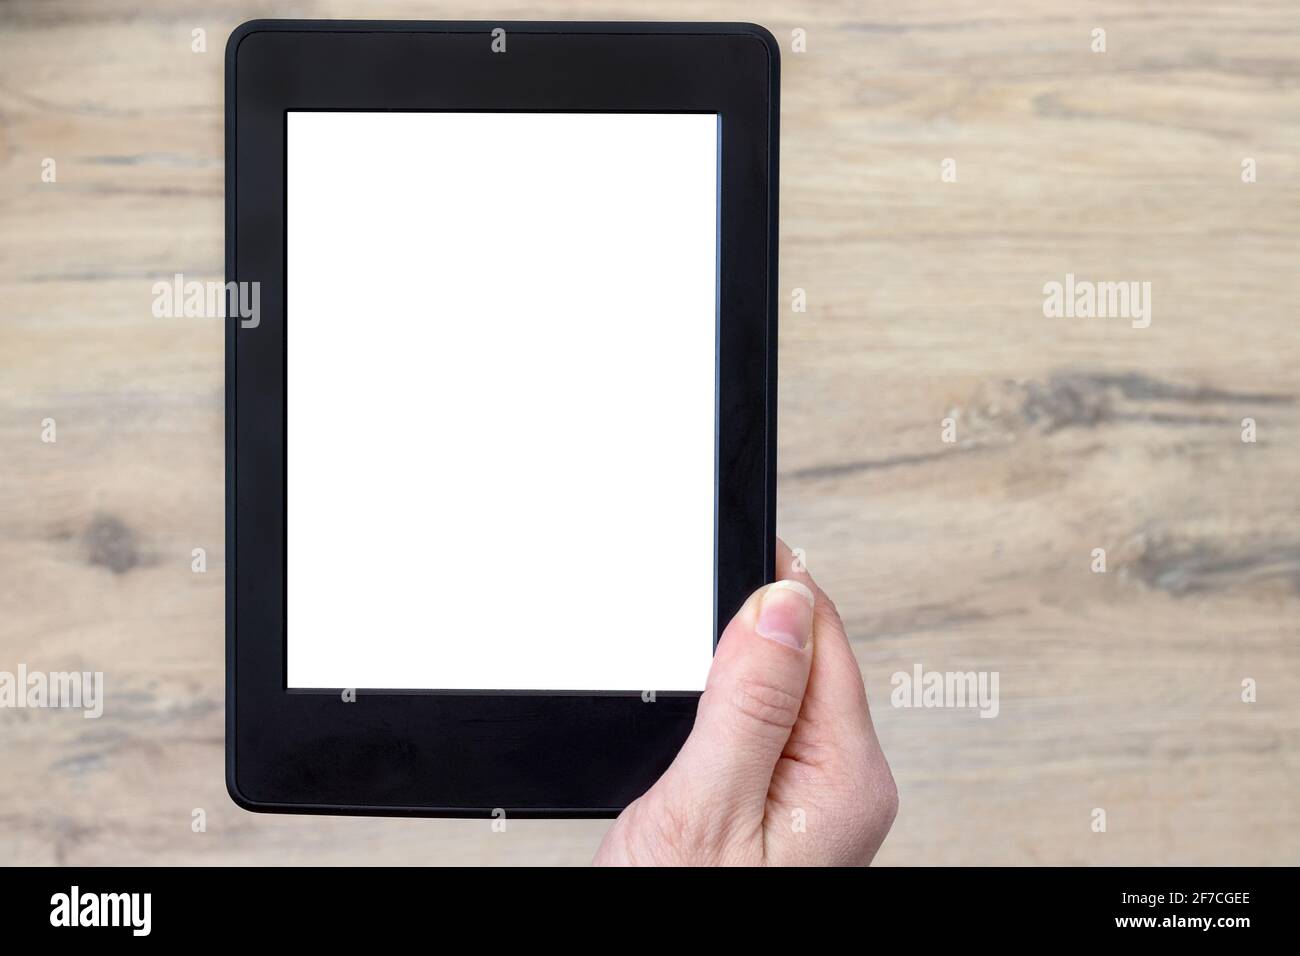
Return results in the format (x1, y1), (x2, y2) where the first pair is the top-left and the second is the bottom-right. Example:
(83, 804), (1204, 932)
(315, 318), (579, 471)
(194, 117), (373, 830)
(225, 19), (778, 816)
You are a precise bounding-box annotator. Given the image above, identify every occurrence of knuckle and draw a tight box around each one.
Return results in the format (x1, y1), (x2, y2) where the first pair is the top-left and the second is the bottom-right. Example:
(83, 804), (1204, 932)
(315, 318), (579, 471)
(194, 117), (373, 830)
(729, 676), (803, 733)
(849, 754), (900, 836)
(873, 768), (900, 831)
(813, 748), (899, 851)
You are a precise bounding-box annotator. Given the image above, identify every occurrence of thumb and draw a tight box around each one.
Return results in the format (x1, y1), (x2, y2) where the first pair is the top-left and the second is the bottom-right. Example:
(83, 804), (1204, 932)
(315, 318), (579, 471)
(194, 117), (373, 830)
(653, 579), (816, 824)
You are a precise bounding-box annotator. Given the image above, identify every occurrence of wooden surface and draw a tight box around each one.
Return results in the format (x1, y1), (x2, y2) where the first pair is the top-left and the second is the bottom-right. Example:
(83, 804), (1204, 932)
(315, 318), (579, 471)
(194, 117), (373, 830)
(1, 0), (1297, 865)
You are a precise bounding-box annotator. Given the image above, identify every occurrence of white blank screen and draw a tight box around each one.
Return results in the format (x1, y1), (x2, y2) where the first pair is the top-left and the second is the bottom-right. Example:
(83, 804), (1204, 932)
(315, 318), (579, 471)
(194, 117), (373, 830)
(286, 112), (718, 691)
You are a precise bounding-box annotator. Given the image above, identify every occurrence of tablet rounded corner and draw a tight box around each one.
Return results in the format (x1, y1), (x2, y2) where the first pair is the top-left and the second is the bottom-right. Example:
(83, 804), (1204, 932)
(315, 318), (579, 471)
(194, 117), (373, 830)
(226, 762), (274, 814)
(734, 22), (781, 71)
(225, 18), (274, 70)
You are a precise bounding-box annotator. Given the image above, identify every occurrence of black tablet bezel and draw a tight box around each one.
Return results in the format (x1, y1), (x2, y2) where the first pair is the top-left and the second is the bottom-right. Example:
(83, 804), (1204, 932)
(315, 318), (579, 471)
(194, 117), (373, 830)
(226, 19), (779, 817)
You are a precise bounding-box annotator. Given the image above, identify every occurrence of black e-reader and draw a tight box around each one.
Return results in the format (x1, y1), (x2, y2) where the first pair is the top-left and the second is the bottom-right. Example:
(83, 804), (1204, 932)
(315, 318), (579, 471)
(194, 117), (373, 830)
(225, 20), (779, 816)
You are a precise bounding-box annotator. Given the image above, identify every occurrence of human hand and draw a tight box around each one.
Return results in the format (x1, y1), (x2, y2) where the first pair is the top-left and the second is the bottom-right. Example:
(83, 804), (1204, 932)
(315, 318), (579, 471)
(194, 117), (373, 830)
(594, 540), (897, 865)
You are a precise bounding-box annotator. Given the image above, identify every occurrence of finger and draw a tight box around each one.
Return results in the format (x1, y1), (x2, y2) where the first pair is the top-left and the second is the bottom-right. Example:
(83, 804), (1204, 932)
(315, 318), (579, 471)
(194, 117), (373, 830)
(774, 538), (884, 771)
(652, 578), (817, 827)
(776, 537), (835, 618)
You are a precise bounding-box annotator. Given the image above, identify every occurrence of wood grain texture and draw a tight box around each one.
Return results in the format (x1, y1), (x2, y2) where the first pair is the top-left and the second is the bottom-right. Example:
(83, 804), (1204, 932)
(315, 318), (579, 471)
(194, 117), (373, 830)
(1, 0), (1297, 865)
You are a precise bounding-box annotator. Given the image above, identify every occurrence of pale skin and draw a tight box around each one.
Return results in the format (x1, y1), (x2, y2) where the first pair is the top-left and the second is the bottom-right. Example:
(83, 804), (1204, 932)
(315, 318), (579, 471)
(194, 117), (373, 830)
(594, 539), (898, 865)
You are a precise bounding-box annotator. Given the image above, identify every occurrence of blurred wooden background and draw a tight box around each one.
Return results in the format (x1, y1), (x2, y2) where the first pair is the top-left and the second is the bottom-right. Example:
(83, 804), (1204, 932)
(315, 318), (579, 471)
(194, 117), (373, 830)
(1, 0), (1297, 865)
